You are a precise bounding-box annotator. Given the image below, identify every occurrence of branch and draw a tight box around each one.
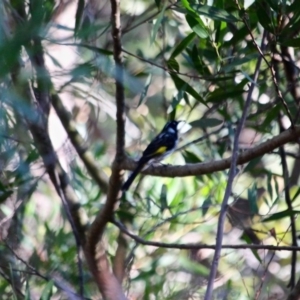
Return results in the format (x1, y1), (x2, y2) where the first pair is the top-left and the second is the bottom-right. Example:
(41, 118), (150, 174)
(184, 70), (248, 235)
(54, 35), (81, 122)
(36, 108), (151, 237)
(51, 93), (109, 193)
(122, 125), (300, 177)
(84, 0), (127, 298)
(112, 219), (300, 251)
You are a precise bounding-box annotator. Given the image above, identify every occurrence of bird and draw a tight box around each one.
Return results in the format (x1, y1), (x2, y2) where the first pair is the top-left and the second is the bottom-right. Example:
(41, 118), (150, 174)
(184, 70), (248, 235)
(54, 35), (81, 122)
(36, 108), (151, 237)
(122, 120), (180, 191)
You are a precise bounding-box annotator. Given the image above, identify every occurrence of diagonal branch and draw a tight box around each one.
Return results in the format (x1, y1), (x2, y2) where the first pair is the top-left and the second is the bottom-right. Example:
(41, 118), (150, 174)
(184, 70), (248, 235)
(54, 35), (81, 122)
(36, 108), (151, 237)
(51, 93), (109, 193)
(204, 29), (267, 300)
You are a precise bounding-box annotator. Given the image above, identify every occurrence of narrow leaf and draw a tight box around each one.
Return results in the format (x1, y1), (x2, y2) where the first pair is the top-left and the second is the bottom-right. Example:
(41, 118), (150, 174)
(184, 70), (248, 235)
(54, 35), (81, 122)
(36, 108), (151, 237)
(170, 32), (196, 58)
(160, 184), (168, 212)
(263, 210), (300, 222)
(190, 118), (223, 129)
(191, 4), (239, 23)
(170, 74), (207, 106)
(138, 74), (152, 106)
(150, 5), (167, 44)
(75, 0), (85, 34)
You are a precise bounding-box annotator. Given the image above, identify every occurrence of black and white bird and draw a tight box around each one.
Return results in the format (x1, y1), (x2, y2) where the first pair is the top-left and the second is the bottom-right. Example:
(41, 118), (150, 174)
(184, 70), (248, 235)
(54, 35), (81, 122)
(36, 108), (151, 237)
(122, 120), (180, 191)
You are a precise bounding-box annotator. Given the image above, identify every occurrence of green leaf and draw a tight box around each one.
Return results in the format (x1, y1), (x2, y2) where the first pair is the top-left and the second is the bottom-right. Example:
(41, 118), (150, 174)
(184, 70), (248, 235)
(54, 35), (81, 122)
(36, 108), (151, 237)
(243, 157), (263, 173)
(0, 190), (13, 204)
(75, 0), (85, 34)
(190, 4), (239, 23)
(160, 184), (168, 212)
(40, 280), (54, 300)
(185, 15), (208, 38)
(179, 256), (209, 275)
(241, 234), (262, 263)
(248, 185), (258, 214)
(182, 150), (202, 163)
(150, 5), (167, 44)
(167, 57), (180, 72)
(138, 74), (152, 106)
(292, 187), (300, 202)
(278, 37), (300, 48)
(170, 74), (207, 106)
(206, 85), (245, 103)
(222, 53), (259, 73)
(261, 104), (281, 129)
(190, 118), (223, 129)
(263, 210), (300, 222)
(202, 197), (212, 217)
(170, 32), (196, 58)
(154, 0), (161, 8)
(255, 1), (275, 33)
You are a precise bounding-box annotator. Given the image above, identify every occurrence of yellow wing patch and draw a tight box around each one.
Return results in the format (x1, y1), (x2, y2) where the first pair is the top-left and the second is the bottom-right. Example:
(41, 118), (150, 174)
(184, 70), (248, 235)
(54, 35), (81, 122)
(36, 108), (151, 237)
(153, 146), (167, 155)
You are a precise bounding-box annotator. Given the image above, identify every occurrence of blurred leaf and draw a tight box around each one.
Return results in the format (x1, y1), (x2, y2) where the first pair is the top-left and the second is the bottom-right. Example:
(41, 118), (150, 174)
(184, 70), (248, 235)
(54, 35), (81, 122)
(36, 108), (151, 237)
(150, 4), (167, 44)
(202, 197), (212, 217)
(278, 37), (300, 48)
(170, 32), (196, 59)
(160, 184), (168, 212)
(170, 74), (207, 106)
(182, 150), (202, 163)
(190, 4), (239, 23)
(206, 80), (247, 103)
(263, 209), (300, 222)
(190, 118), (223, 129)
(241, 234), (262, 263)
(179, 256), (209, 275)
(75, 0), (85, 35)
(292, 187), (300, 202)
(40, 280), (53, 300)
(154, 0), (161, 8)
(185, 15), (208, 38)
(0, 190), (13, 204)
(167, 57), (180, 72)
(222, 53), (259, 73)
(255, 0), (275, 33)
(138, 74), (152, 106)
(248, 185), (258, 214)
(243, 157), (263, 173)
(261, 104), (281, 129)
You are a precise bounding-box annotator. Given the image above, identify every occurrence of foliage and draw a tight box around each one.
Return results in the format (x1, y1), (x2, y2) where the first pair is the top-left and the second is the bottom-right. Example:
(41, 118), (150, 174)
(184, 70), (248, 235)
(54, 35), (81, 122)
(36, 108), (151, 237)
(0, 0), (300, 299)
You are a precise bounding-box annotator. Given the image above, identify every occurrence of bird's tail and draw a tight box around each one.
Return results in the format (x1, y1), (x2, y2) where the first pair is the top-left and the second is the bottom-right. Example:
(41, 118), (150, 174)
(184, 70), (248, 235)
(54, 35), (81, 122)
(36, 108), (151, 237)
(122, 161), (145, 191)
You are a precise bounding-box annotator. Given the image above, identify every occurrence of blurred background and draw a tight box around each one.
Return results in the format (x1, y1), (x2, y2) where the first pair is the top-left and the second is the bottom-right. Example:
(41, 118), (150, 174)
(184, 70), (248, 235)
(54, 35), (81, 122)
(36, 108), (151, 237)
(1, 0), (300, 299)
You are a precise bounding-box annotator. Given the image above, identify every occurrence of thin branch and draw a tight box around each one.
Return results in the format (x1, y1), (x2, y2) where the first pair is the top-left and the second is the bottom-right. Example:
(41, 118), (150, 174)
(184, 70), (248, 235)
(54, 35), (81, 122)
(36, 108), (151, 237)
(51, 93), (109, 192)
(204, 29), (267, 300)
(112, 219), (300, 251)
(122, 48), (218, 81)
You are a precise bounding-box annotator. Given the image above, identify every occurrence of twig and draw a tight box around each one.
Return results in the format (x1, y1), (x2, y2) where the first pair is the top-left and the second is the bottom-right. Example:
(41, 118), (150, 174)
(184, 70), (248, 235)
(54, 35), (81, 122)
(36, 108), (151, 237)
(203, 29), (267, 300)
(51, 93), (109, 192)
(112, 219), (300, 251)
(122, 48), (217, 80)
